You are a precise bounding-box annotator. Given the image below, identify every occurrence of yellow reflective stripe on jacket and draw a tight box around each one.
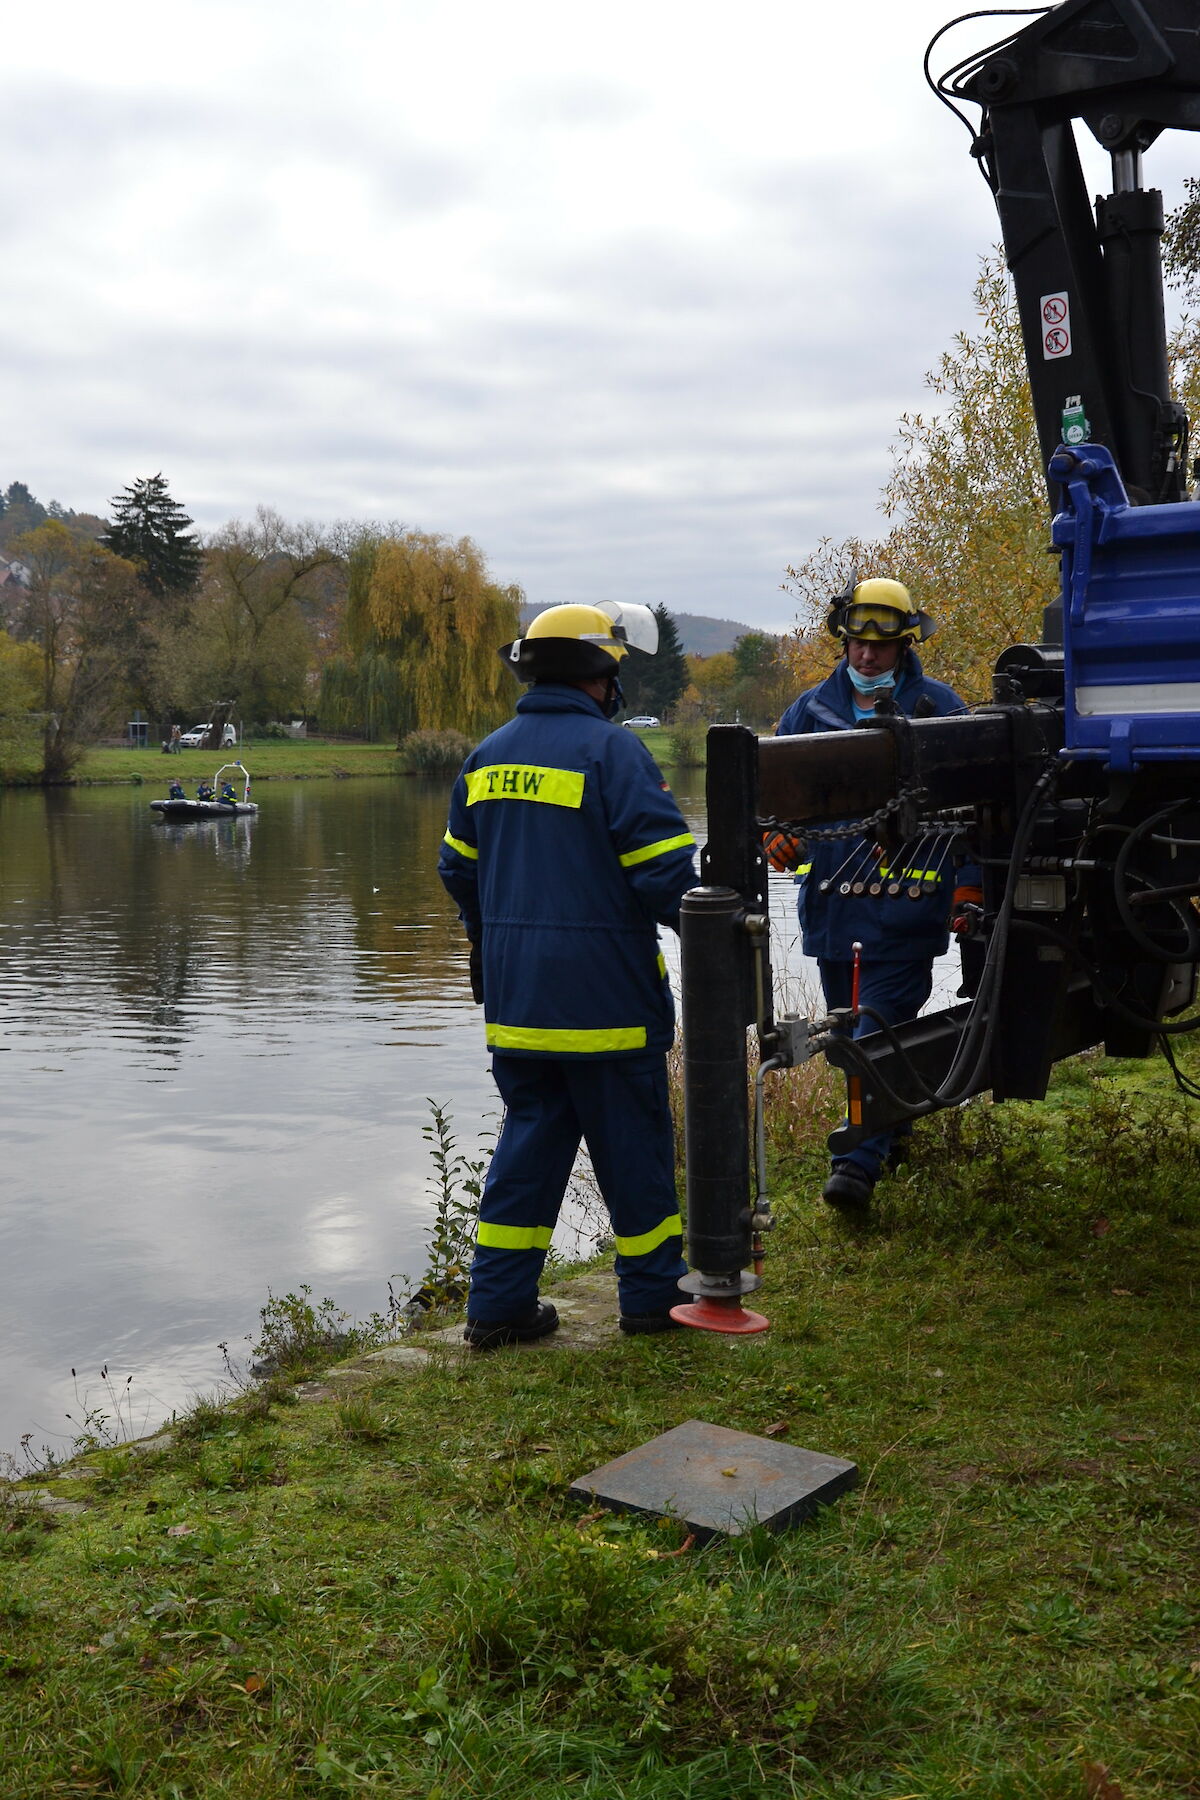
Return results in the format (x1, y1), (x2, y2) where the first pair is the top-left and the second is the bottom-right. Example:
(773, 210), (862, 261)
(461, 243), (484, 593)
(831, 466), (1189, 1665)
(877, 865), (943, 881)
(657, 952), (666, 978)
(614, 1212), (683, 1257)
(797, 862), (812, 875)
(486, 1023), (648, 1053)
(618, 831), (696, 868)
(443, 830), (478, 861)
(475, 1221), (554, 1251)
(466, 765), (585, 808)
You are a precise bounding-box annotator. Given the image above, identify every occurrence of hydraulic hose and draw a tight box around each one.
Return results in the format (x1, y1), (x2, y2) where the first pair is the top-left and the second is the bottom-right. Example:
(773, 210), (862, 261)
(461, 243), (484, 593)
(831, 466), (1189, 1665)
(1007, 916), (1200, 1037)
(934, 760), (1060, 1104)
(822, 760), (1061, 1119)
(1112, 801), (1200, 963)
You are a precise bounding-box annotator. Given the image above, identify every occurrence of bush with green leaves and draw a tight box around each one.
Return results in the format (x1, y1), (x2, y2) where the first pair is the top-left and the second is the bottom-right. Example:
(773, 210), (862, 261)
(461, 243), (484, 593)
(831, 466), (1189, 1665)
(667, 725), (704, 766)
(249, 1285), (385, 1379)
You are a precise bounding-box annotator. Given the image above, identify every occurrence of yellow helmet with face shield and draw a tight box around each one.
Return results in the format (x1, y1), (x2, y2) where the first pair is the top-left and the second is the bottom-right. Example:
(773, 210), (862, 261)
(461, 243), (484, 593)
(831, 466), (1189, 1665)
(825, 575), (936, 644)
(500, 601), (659, 683)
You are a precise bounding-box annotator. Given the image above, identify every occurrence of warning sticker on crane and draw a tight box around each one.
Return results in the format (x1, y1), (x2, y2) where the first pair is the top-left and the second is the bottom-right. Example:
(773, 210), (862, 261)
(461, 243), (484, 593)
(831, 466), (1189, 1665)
(1041, 292), (1071, 359)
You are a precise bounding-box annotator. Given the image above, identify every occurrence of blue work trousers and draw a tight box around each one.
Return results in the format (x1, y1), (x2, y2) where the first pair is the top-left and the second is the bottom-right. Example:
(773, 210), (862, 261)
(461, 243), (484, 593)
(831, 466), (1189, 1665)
(818, 957), (933, 1181)
(468, 1051), (687, 1324)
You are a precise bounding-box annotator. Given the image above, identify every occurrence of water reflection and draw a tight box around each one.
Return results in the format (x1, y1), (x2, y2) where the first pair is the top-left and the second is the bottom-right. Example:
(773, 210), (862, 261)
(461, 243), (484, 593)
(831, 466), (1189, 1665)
(0, 776), (504, 1456)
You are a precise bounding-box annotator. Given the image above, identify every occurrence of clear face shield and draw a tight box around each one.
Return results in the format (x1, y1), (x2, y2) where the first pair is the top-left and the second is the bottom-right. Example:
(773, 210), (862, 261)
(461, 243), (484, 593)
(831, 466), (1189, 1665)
(596, 601), (659, 656)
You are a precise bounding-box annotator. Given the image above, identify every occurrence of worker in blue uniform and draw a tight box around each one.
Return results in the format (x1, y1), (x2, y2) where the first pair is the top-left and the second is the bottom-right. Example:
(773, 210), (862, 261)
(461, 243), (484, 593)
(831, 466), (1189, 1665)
(768, 577), (981, 1213)
(439, 602), (698, 1349)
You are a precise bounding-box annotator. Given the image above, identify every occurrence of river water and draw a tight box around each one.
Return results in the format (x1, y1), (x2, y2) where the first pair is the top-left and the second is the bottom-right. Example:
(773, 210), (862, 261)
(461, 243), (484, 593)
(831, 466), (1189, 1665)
(0, 768), (956, 1459)
(0, 771), (700, 1458)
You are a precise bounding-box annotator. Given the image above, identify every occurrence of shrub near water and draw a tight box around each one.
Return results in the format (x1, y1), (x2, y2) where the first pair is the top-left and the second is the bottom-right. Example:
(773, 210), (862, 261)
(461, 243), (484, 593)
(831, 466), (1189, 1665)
(396, 729), (475, 776)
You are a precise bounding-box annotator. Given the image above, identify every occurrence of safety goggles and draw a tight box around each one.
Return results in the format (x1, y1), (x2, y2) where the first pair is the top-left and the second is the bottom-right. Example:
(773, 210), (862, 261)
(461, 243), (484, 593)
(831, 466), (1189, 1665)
(841, 601), (918, 639)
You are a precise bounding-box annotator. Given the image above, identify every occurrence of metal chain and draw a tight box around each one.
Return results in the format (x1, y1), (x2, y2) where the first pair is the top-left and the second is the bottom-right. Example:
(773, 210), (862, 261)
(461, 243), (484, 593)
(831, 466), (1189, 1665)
(758, 776), (932, 843)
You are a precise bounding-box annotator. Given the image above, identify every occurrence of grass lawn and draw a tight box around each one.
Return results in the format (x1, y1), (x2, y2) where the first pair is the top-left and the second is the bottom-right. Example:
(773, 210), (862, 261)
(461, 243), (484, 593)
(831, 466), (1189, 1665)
(3, 1046), (1199, 1796)
(71, 741), (404, 785)
(5, 728), (708, 787)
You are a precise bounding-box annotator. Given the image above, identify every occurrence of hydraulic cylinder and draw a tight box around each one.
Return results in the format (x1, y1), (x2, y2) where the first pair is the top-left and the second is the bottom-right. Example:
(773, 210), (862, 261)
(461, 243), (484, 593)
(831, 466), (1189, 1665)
(675, 885), (768, 1333)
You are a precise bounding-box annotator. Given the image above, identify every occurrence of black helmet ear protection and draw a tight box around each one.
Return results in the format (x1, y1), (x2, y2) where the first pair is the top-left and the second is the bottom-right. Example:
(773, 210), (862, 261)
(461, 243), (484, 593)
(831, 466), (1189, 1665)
(825, 570), (937, 644)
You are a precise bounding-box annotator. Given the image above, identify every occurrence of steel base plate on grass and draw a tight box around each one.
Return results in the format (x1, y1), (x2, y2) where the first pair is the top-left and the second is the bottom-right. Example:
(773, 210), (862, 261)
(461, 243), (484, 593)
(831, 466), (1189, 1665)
(569, 1419), (857, 1540)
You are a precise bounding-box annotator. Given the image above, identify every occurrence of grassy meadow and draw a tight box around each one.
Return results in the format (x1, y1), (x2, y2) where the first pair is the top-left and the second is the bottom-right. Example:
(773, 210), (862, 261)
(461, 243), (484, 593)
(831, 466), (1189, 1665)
(73, 741), (403, 786)
(3, 1043), (1199, 1797)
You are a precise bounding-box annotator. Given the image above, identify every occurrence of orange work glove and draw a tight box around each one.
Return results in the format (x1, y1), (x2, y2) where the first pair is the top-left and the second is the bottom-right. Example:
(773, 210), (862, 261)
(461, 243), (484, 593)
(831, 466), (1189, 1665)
(762, 828), (805, 874)
(951, 884), (984, 937)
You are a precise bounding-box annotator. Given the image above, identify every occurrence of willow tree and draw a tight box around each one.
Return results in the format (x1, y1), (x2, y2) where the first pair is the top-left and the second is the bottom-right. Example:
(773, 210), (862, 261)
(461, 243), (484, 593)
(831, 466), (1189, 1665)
(322, 531), (522, 741)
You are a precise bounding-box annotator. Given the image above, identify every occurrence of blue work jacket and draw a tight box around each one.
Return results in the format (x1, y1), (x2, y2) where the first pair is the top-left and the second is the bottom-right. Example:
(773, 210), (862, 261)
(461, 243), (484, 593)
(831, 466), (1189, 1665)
(775, 654), (974, 962)
(439, 684), (698, 1058)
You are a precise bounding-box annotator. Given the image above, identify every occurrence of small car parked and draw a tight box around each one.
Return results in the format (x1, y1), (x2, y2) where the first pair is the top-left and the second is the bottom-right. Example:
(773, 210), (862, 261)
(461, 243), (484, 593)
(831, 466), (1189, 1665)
(179, 723), (237, 748)
(622, 715), (660, 729)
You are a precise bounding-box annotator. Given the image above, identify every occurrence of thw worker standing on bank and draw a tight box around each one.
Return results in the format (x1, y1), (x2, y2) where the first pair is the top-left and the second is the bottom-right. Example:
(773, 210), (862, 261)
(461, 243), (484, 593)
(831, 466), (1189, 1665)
(769, 577), (979, 1213)
(438, 602), (697, 1349)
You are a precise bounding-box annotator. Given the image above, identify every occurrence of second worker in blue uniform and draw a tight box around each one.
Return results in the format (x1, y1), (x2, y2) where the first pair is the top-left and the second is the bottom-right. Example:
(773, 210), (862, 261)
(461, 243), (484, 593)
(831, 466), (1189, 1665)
(770, 576), (981, 1214)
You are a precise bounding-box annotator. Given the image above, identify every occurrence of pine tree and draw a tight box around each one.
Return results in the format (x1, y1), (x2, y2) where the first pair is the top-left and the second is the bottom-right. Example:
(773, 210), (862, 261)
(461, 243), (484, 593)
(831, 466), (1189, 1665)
(102, 474), (202, 598)
(618, 603), (689, 720)
(0, 483), (48, 550)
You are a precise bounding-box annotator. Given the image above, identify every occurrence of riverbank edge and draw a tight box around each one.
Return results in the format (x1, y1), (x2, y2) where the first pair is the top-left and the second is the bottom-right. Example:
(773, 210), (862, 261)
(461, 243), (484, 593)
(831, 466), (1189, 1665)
(0, 740), (409, 789)
(10, 1262), (624, 1500)
(5, 1077), (1200, 1794)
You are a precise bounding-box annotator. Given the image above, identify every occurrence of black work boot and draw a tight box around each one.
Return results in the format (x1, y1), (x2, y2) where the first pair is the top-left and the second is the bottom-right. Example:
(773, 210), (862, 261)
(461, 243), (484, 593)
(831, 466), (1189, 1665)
(463, 1301), (560, 1351)
(618, 1311), (684, 1335)
(821, 1163), (875, 1214)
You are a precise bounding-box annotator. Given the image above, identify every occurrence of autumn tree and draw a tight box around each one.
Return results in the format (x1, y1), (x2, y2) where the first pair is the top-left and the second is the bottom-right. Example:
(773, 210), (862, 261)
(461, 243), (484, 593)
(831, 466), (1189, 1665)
(0, 629), (41, 777)
(320, 531), (522, 742)
(102, 474), (203, 600)
(686, 650), (738, 720)
(783, 254), (1059, 703)
(9, 521), (142, 780)
(171, 508), (340, 736)
(727, 630), (795, 727)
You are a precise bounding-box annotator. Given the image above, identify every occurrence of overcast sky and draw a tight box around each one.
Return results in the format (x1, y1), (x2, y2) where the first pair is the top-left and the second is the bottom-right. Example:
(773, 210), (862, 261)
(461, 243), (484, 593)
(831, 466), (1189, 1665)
(4, 1), (1197, 633)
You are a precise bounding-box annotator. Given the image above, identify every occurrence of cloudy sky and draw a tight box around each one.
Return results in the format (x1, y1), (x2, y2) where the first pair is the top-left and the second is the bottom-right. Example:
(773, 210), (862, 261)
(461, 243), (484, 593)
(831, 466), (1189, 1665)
(4, 1), (1197, 633)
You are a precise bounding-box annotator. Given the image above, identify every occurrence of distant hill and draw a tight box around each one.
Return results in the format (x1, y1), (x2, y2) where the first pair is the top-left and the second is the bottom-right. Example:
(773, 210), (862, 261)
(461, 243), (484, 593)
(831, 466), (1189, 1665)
(672, 613), (762, 656)
(518, 605), (766, 657)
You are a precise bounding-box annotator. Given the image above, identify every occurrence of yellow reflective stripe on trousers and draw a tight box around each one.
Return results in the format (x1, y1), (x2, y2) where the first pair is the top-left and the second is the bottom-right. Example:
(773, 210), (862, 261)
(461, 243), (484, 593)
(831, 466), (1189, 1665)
(619, 831), (696, 868)
(486, 1023), (648, 1053)
(466, 765), (585, 808)
(797, 862), (812, 875)
(475, 1221), (554, 1251)
(443, 830), (478, 861)
(614, 1212), (683, 1257)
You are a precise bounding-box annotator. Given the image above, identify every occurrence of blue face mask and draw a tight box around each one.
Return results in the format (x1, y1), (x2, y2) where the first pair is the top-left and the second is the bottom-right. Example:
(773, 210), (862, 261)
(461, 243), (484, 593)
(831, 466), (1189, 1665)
(846, 661), (897, 696)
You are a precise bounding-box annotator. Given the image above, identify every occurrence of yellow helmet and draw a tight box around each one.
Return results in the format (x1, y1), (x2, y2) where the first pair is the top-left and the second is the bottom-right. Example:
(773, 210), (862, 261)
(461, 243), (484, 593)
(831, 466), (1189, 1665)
(500, 601), (658, 683)
(826, 575), (936, 643)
